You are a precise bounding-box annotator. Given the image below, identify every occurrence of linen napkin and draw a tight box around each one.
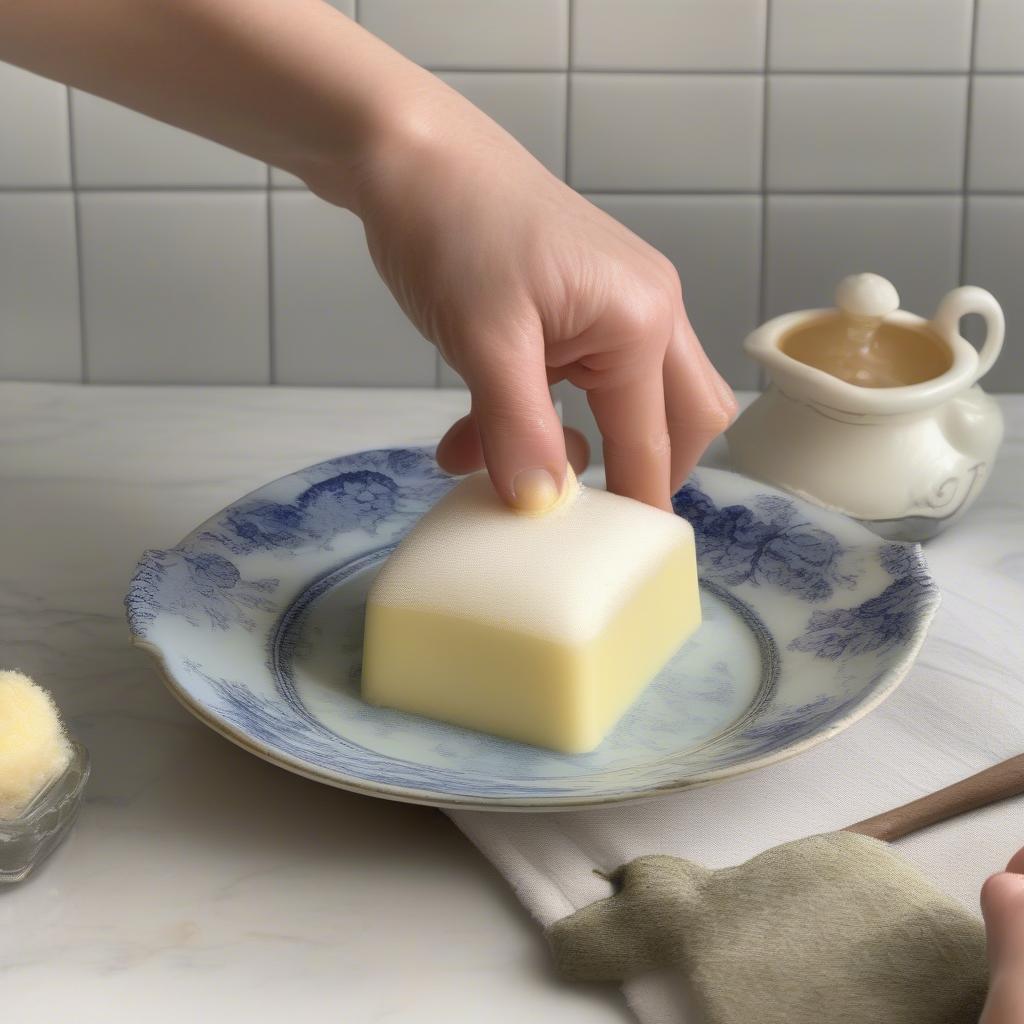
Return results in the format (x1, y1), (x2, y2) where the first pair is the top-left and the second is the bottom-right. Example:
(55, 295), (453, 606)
(447, 531), (1023, 1022)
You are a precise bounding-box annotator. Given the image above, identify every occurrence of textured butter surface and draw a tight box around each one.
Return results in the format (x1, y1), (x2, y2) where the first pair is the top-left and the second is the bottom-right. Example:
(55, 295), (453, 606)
(368, 471), (695, 644)
(0, 670), (72, 819)
(362, 474), (701, 753)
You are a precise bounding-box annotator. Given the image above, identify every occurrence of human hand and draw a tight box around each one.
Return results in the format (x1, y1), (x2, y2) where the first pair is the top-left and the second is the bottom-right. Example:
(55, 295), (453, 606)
(979, 847), (1024, 1023)
(1, 0), (733, 514)
(329, 81), (736, 513)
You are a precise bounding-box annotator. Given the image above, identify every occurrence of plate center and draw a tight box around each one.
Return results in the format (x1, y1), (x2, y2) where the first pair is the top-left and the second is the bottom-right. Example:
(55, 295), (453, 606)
(271, 560), (774, 781)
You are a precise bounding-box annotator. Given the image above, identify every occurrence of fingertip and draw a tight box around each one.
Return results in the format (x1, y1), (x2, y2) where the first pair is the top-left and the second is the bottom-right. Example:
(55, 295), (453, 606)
(470, 381), (568, 511)
(510, 468), (562, 512)
(669, 456), (695, 497)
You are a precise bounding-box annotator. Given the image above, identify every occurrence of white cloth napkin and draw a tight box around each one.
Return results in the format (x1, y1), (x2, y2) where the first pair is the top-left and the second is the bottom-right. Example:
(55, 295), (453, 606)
(448, 520), (1024, 1022)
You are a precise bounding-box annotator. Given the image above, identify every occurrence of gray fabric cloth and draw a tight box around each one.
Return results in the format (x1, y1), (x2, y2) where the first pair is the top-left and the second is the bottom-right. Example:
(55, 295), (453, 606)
(547, 832), (989, 1024)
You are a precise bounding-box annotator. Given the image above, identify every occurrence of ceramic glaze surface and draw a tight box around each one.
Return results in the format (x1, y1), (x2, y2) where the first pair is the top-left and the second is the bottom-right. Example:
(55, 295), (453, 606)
(730, 276), (1006, 540)
(126, 449), (938, 810)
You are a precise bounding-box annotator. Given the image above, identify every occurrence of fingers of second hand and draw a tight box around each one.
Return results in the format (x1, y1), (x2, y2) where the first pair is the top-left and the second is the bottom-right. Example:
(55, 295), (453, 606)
(588, 365), (672, 512)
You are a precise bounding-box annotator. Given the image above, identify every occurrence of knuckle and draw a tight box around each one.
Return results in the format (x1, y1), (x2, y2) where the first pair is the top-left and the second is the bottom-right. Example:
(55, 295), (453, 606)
(604, 430), (672, 460)
(707, 401), (737, 434)
(615, 288), (674, 342)
(669, 398), (735, 440)
(717, 389), (740, 425)
(655, 254), (682, 296)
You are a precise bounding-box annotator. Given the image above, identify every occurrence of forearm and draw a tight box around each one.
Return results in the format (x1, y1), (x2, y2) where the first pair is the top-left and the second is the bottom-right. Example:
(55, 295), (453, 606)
(0, 0), (452, 210)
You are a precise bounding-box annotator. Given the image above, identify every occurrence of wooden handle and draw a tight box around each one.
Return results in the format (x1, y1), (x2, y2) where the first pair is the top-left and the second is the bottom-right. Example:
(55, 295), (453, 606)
(844, 754), (1024, 842)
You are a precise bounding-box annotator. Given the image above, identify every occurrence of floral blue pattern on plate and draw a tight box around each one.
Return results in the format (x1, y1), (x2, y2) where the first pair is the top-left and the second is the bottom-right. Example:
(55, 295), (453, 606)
(125, 449), (939, 810)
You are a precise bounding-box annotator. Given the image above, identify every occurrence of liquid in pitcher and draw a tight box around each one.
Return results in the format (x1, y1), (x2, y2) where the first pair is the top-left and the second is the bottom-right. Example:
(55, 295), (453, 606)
(780, 315), (953, 388)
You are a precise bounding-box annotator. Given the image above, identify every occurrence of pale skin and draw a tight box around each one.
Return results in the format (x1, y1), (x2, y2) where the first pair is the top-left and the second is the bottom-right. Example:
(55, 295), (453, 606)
(0, 2), (1019, 1014)
(0, 0), (735, 514)
(980, 849), (1024, 1023)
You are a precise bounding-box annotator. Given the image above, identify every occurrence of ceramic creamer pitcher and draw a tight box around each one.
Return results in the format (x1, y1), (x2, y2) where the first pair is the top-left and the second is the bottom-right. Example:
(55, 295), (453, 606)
(727, 274), (1005, 541)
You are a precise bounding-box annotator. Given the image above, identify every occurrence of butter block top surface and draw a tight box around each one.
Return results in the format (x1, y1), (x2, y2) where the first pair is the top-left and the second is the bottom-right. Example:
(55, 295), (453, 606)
(369, 473), (695, 644)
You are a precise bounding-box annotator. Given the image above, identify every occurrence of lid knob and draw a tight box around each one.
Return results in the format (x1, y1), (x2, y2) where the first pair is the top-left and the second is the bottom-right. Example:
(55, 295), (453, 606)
(835, 273), (900, 322)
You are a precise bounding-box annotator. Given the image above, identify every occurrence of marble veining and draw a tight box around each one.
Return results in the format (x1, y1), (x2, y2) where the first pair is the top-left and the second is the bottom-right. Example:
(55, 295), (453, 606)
(1, 383), (1021, 1024)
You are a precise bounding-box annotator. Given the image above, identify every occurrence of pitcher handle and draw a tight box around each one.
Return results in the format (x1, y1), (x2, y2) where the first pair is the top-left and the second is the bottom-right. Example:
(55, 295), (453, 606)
(932, 286), (1005, 384)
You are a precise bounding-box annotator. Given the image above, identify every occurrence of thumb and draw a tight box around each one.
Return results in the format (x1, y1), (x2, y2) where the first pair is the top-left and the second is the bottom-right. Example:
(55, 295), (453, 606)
(460, 330), (567, 512)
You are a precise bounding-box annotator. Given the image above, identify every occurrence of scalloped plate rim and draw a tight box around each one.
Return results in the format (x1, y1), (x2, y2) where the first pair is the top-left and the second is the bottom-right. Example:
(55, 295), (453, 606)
(127, 455), (939, 811)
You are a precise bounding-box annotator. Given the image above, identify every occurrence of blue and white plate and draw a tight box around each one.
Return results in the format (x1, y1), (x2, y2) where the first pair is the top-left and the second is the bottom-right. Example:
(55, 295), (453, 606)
(126, 449), (939, 811)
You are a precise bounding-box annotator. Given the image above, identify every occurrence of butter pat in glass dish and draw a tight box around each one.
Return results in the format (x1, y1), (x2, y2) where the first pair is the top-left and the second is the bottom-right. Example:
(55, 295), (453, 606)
(362, 470), (701, 753)
(0, 670), (90, 883)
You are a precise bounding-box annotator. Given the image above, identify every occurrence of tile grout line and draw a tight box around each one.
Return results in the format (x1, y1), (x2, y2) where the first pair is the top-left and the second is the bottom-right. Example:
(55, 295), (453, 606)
(0, 185), (276, 194)
(564, 0), (575, 188)
(266, 169), (277, 385)
(408, 67), (1010, 77)
(66, 87), (90, 384)
(755, 0), (772, 394)
(433, 0), (444, 399)
(959, 0), (980, 286)
(5, 185), (1023, 198)
(554, 0), (574, 401)
(353, 0), (360, 22)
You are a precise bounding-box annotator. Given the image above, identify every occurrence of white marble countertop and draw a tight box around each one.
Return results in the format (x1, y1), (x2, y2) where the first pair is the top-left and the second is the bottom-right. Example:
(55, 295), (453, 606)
(2, 382), (1022, 1023)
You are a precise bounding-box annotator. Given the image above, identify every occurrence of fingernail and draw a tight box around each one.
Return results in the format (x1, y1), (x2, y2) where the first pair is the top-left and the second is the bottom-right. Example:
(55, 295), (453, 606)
(511, 469), (560, 513)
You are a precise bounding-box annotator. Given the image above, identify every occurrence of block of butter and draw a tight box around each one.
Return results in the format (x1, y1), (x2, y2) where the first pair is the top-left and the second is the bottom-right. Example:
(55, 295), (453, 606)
(361, 471), (701, 753)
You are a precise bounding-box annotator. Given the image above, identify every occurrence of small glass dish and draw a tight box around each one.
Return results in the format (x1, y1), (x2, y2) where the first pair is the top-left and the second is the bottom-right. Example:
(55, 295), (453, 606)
(0, 740), (90, 884)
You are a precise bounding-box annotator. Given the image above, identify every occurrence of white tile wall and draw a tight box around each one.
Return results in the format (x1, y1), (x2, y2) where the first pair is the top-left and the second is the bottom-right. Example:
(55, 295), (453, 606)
(570, 74), (763, 190)
(975, 0), (1024, 71)
(767, 76), (967, 192)
(359, 0), (568, 69)
(770, 0), (972, 72)
(969, 77), (1024, 191)
(573, 0), (767, 71)
(79, 194), (270, 384)
(0, 65), (71, 186)
(271, 191), (435, 386)
(765, 196), (962, 321)
(0, 195), (81, 380)
(964, 197), (1024, 393)
(71, 91), (266, 187)
(3, 2), (1024, 389)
